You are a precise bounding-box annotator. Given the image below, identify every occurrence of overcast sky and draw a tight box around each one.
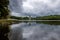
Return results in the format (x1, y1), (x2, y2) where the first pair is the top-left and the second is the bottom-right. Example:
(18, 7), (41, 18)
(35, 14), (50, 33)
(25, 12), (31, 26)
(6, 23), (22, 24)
(9, 0), (60, 17)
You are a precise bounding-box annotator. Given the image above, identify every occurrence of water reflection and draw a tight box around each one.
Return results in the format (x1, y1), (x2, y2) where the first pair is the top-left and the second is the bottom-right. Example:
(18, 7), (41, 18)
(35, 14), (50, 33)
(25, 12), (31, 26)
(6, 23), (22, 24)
(10, 21), (60, 40)
(0, 23), (23, 40)
(36, 21), (60, 25)
(9, 23), (23, 40)
(0, 24), (10, 40)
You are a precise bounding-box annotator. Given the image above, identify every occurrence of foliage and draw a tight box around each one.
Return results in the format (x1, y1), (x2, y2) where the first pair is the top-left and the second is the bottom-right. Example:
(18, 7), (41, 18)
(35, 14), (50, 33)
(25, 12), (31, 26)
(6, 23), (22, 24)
(10, 15), (60, 20)
(10, 16), (23, 20)
(36, 15), (60, 20)
(0, 0), (9, 7)
(0, 0), (9, 19)
(10, 16), (29, 20)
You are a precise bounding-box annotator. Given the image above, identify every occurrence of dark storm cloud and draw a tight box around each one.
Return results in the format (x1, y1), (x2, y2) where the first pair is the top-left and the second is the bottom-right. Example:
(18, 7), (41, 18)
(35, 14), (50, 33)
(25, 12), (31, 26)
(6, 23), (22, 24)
(9, 0), (22, 13)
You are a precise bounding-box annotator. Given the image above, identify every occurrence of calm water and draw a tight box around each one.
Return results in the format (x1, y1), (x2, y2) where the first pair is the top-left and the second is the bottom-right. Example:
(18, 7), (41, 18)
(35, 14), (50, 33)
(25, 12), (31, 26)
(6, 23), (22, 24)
(9, 21), (60, 40)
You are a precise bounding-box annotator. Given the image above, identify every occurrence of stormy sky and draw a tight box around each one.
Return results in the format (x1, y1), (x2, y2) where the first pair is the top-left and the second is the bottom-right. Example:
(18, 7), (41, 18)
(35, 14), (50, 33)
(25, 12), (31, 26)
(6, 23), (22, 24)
(9, 0), (60, 17)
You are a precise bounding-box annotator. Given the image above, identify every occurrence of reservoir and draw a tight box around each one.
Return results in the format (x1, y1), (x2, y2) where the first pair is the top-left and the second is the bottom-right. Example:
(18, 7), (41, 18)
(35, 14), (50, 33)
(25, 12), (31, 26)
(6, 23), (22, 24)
(9, 21), (60, 40)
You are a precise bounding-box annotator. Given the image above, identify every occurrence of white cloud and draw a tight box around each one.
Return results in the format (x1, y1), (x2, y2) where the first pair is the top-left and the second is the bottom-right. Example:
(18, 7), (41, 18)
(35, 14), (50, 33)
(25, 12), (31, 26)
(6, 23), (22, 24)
(22, 0), (60, 16)
(10, 0), (60, 16)
(23, 2), (34, 10)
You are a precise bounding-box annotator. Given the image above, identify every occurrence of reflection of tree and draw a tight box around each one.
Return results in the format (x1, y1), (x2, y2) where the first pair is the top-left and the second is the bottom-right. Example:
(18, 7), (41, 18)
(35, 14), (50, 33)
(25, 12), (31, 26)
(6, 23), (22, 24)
(28, 22), (31, 26)
(36, 21), (60, 25)
(0, 24), (10, 40)
(27, 22), (31, 26)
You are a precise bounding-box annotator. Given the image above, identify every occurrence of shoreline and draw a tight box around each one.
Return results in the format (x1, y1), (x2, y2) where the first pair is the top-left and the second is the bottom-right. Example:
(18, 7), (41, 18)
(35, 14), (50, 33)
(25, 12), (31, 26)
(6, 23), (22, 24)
(0, 19), (60, 24)
(7, 19), (60, 21)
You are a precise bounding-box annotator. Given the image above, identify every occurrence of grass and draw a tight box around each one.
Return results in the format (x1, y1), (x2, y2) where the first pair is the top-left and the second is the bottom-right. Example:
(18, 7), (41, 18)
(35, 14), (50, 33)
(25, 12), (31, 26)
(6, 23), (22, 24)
(0, 19), (19, 25)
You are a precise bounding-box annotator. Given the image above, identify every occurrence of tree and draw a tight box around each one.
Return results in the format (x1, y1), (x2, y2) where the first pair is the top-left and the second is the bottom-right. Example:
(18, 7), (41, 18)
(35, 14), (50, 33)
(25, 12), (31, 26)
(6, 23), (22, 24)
(0, 0), (9, 19)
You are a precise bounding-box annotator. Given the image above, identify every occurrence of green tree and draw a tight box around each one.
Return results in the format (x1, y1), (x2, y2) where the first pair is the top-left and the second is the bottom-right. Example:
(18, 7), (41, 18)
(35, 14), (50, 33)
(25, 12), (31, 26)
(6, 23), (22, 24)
(0, 0), (9, 19)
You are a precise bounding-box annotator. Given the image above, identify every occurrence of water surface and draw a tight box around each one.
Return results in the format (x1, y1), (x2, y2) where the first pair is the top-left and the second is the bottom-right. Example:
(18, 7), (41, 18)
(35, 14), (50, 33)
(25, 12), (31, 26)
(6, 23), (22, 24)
(9, 21), (60, 40)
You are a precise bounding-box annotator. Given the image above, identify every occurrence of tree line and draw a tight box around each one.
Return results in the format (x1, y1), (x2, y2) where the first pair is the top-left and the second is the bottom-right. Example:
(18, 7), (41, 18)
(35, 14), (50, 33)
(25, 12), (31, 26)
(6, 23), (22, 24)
(10, 15), (60, 20)
(0, 0), (9, 19)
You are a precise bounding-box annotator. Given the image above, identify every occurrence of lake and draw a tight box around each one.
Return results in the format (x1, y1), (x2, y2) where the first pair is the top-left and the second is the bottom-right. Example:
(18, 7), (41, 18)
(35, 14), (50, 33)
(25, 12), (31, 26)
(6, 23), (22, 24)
(9, 21), (60, 40)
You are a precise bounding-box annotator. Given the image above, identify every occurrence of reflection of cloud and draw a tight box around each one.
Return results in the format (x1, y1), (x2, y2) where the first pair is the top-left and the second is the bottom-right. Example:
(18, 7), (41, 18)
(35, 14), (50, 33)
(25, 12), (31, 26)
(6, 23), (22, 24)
(10, 22), (60, 40)
(9, 24), (23, 40)
(27, 24), (60, 40)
